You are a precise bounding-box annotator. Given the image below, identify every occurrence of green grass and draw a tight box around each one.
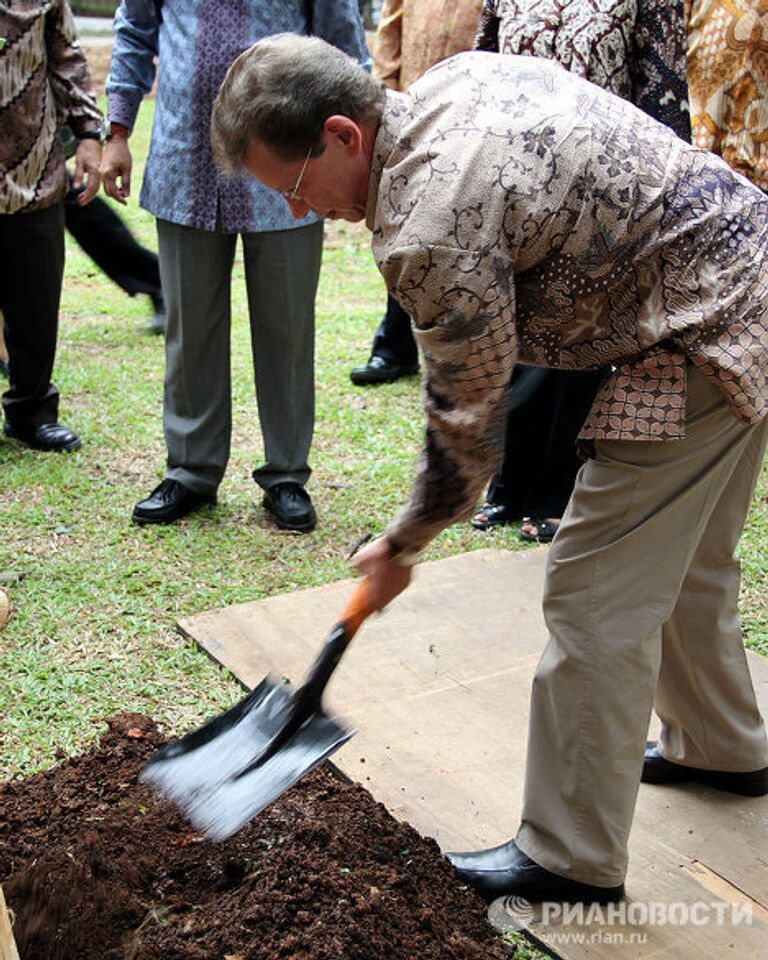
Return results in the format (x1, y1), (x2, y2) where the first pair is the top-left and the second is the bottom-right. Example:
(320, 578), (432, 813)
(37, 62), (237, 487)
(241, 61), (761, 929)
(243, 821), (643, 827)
(1, 100), (766, 787)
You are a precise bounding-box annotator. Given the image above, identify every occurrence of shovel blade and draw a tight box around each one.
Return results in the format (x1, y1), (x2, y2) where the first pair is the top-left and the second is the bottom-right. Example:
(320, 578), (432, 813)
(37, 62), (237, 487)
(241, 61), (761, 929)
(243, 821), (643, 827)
(184, 713), (354, 841)
(141, 677), (292, 805)
(141, 675), (355, 840)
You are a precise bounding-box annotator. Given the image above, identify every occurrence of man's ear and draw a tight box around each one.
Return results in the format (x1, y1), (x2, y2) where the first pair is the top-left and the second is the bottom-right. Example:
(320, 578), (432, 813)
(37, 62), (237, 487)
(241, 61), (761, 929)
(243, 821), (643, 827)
(323, 114), (363, 152)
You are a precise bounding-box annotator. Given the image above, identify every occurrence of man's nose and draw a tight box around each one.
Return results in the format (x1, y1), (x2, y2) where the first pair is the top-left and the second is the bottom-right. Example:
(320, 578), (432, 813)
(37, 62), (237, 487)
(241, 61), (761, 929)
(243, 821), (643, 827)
(286, 196), (310, 219)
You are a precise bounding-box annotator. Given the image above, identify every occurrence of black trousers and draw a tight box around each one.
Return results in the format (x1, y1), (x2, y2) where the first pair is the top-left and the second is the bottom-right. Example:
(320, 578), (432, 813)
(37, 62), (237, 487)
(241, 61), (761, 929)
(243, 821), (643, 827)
(486, 366), (606, 519)
(64, 180), (161, 298)
(0, 203), (65, 427)
(370, 293), (418, 366)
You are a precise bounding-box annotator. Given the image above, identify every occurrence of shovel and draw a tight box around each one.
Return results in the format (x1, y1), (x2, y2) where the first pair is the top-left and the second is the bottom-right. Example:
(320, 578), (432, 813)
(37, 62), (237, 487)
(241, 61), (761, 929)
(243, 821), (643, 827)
(141, 579), (373, 841)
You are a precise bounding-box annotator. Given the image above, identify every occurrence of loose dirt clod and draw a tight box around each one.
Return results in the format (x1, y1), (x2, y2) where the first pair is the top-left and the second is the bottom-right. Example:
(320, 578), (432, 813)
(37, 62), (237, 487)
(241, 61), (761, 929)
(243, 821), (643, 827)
(0, 714), (509, 960)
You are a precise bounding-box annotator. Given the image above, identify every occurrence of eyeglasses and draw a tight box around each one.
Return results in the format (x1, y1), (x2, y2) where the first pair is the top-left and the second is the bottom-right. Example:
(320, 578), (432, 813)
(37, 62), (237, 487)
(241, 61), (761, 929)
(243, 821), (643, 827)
(282, 146), (313, 201)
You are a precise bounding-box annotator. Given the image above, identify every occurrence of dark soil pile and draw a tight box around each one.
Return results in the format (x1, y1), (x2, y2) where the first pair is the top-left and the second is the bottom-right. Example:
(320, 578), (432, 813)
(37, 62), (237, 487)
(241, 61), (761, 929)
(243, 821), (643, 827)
(0, 714), (509, 960)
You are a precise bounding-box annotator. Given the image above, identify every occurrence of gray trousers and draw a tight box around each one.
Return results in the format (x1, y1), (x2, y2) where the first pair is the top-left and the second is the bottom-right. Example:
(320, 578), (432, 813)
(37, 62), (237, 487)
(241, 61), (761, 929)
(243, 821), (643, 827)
(516, 365), (768, 887)
(156, 218), (323, 495)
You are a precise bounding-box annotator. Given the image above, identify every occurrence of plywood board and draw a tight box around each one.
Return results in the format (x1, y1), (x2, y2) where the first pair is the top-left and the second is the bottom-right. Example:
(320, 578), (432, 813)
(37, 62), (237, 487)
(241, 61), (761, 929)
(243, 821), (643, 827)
(179, 548), (768, 960)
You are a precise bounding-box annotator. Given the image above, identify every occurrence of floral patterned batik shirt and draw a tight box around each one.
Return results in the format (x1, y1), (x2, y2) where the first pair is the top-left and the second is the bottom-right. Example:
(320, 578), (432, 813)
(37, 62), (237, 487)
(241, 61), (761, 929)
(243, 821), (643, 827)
(365, 53), (768, 559)
(685, 0), (768, 190)
(475, 0), (691, 139)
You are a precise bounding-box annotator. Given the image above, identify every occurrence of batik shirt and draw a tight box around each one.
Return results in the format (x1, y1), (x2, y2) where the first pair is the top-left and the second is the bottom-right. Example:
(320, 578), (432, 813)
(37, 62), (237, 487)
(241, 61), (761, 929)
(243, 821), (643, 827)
(0, 1), (102, 214)
(475, 0), (691, 140)
(106, 0), (369, 233)
(685, 0), (768, 190)
(365, 54), (768, 560)
(373, 0), (483, 91)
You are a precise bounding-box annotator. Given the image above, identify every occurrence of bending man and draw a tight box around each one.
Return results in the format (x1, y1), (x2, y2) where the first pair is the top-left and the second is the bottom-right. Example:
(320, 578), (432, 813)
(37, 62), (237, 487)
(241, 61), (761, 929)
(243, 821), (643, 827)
(211, 35), (768, 904)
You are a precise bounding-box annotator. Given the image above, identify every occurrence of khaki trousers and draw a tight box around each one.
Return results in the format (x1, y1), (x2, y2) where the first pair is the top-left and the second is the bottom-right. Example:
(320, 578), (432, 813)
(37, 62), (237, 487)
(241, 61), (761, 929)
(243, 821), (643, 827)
(516, 365), (768, 887)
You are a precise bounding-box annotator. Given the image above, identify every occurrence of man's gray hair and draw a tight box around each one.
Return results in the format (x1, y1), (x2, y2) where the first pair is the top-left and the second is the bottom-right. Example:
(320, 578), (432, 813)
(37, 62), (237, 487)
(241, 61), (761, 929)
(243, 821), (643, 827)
(211, 33), (385, 173)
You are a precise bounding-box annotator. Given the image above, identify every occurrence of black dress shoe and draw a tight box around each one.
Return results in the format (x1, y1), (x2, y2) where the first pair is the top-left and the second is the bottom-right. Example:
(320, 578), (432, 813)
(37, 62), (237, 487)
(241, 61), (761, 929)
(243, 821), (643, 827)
(349, 355), (419, 386)
(262, 481), (316, 532)
(642, 743), (768, 796)
(3, 421), (81, 452)
(132, 478), (215, 525)
(446, 840), (624, 904)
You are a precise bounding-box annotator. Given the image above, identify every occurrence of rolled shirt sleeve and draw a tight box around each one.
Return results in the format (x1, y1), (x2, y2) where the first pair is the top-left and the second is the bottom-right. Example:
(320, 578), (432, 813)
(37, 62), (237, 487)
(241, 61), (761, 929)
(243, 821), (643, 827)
(106, 0), (161, 131)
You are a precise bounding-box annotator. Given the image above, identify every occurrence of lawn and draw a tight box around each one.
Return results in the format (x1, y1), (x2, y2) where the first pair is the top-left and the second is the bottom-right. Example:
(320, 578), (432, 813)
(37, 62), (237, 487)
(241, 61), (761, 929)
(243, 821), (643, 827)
(1, 100), (766, 787)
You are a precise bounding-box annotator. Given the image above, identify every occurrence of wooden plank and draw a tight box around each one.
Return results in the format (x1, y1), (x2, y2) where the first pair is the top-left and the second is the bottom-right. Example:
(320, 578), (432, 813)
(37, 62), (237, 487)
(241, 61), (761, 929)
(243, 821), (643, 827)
(0, 885), (20, 960)
(179, 547), (768, 960)
(517, 849), (768, 960)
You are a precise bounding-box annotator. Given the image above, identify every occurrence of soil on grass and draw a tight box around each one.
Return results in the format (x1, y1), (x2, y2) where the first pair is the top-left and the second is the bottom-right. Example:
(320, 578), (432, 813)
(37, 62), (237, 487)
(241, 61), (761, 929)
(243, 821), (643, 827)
(0, 714), (509, 960)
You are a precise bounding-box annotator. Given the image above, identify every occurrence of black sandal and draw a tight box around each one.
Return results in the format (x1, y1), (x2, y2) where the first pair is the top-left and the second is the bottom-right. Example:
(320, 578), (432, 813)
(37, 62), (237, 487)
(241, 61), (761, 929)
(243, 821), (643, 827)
(471, 502), (519, 530)
(519, 518), (560, 543)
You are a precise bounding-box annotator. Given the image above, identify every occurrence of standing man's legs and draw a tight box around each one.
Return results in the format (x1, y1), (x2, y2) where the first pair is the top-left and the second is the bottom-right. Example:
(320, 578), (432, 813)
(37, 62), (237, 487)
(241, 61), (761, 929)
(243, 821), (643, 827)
(0, 204), (80, 451)
(243, 221), (322, 531)
(132, 219), (236, 523)
(472, 367), (604, 534)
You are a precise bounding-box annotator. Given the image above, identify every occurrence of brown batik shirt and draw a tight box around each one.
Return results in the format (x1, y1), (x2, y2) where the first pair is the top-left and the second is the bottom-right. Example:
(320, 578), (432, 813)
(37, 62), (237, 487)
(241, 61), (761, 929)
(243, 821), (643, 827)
(684, 0), (768, 191)
(365, 53), (768, 560)
(373, 0), (484, 91)
(0, 1), (102, 215)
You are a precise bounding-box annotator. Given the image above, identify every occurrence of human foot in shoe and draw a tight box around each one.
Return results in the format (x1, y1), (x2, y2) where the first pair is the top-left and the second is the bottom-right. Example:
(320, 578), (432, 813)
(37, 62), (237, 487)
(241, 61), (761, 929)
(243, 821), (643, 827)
(349, 355), (419, 386)
(262, 482), (316, 532)
(3, 421), (81, 452)
(132, 478), (216, 525)
(446, 839), (624, 903)
(642, 743), (768, 796)
(519, 518), (560, 543)
(471, 502), (520, 530)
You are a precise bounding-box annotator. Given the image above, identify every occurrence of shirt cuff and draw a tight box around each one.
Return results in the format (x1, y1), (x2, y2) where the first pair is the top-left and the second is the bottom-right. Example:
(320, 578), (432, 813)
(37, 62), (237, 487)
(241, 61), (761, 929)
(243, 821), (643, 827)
(107, 91), (141, 133)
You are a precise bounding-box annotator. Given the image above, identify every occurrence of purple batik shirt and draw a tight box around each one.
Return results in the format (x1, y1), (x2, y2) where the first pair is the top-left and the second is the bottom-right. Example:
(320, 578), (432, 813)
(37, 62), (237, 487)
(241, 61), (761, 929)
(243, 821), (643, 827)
(106, 0), (370, 233)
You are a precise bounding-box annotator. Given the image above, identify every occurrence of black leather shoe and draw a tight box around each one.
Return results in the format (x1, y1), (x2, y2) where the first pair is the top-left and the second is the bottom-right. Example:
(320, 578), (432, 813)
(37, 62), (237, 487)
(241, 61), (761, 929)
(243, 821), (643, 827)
(349, 355), (419, 386)
(446, 840), (624, 904)
(132, 478), (215, 525)
(3, 421), (81, 452)
(642, 743), (768, 796)
(262, 482), (316, 532)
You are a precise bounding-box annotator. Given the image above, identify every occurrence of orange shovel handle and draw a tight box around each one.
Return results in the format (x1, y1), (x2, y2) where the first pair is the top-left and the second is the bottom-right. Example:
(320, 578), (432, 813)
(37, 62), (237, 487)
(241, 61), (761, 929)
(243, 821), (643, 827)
(339, 578), (374, 640)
